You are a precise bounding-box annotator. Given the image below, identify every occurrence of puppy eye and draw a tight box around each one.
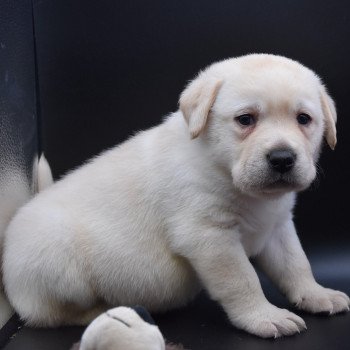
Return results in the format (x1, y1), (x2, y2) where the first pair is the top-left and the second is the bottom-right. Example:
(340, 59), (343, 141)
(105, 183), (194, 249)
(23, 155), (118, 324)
(235, 114), (256, 126)
(297, 113), (312, 125)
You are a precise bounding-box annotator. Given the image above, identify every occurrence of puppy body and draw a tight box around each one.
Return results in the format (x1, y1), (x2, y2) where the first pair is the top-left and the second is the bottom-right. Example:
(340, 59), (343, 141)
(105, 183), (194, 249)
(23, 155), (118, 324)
(3, 54), (349, 338)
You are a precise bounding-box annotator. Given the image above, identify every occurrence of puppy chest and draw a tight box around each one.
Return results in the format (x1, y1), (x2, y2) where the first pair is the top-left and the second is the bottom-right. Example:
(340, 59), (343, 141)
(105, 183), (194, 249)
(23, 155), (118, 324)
(234, 203), (283, 257)
(202, 200), (282, 257)
(238, 219), (275, 257)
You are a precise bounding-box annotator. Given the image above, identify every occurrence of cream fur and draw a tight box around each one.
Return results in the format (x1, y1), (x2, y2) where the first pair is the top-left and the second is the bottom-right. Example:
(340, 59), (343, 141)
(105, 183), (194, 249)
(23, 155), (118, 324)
(77, 307), (165, 350)
(3, 54), (349, 338)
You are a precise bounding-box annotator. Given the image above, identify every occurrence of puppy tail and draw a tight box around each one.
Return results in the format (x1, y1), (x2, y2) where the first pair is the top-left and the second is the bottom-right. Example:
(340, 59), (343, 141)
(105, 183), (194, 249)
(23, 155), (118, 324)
(0, 154), (53, 249)
(37, 153), (54, 191)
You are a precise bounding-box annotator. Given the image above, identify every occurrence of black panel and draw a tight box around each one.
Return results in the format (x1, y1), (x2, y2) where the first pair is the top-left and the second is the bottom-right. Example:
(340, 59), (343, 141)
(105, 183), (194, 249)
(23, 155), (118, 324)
(0, 0), (38, 346)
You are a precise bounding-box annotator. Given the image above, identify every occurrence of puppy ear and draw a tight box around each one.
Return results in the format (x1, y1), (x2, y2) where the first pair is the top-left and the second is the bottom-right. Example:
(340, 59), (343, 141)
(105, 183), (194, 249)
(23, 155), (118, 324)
(179, 75), (222, 139)
(320, 88), (337, 150)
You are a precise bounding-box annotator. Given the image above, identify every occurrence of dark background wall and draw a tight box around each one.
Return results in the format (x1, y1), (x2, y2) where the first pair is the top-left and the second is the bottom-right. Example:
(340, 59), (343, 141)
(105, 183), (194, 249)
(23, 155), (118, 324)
(32, 0), (350, 251)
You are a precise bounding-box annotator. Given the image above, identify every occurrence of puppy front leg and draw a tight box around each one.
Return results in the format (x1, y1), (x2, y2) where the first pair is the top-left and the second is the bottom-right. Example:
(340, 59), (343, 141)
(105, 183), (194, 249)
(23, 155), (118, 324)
(256, 219), (350, 314)
(172, 227), (305, 338)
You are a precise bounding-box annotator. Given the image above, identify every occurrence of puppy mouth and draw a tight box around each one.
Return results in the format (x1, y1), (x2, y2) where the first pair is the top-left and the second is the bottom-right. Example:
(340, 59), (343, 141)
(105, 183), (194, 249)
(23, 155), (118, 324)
(235, 163), (313, 196)
(267, 178), (295, 189)
(260, 175), (299, 194)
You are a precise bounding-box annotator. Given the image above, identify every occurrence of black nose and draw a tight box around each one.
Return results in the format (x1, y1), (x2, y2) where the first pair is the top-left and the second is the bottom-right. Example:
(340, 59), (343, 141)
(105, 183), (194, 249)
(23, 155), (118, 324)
(267, 149), (296, 173)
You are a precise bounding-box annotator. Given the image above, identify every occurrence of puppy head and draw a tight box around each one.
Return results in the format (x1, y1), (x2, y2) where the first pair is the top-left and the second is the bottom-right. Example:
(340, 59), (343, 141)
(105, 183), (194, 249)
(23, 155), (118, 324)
(180, 54), (337, 197)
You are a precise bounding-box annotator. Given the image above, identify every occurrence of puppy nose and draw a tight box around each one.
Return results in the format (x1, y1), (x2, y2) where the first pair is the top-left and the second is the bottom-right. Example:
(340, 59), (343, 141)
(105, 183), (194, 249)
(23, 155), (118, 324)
(267, 149), (296, 173)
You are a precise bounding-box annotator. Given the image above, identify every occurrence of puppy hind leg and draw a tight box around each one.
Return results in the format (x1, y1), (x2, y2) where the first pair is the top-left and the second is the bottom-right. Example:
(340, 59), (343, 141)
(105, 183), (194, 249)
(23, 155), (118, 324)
(14, 291), (108, 327)
(6, 260), (103, 327)
(13, 294), (67, 327)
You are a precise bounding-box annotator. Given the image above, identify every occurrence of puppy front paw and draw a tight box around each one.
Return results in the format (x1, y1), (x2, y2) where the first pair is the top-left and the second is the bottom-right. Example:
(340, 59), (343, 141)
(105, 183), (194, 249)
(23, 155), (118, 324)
(290, 284), (350, 315)
(232, 303), (306, 338)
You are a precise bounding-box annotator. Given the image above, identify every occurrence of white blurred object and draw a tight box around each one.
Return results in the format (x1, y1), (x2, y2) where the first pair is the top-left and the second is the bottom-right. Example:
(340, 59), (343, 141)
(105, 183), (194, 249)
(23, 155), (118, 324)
(37, 153), (54, 191)
(74, 307), (166, 350)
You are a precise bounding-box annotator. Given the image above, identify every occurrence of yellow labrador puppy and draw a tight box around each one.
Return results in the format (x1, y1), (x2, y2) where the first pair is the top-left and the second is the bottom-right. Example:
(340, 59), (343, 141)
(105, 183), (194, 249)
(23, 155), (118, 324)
(3, 54), (349, 338)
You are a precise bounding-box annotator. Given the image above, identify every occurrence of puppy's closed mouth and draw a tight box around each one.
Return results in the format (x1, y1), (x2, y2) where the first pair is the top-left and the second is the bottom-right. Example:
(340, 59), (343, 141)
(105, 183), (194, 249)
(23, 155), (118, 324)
(261, 177), (298, 194)
(268, 178), (295, 188)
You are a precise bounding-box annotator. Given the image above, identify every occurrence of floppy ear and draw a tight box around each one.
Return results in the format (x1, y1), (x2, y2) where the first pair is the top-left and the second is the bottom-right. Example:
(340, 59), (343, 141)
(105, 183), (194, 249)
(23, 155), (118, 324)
(320, 88), (337, 150)
(179, 75), (222, 139)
